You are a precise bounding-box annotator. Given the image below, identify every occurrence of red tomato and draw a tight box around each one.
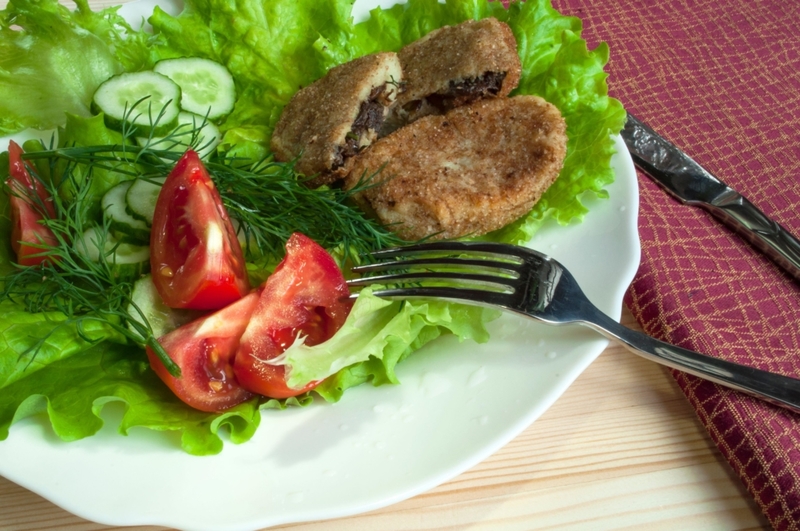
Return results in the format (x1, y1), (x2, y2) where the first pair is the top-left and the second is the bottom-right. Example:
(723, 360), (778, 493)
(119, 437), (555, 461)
(146, 290), (261, 412)
(6, 141), (57, 266)
(233, 233), (352, 398)
(150, 150), (250, 310)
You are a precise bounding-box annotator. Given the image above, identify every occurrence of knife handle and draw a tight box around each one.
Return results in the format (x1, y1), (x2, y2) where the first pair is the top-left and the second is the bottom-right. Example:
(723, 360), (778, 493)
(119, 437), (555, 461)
(702, 190), (800, 280)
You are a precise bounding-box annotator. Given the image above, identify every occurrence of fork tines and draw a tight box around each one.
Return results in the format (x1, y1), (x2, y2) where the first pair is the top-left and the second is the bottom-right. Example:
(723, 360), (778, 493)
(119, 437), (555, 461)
(347, 241), (546, 302)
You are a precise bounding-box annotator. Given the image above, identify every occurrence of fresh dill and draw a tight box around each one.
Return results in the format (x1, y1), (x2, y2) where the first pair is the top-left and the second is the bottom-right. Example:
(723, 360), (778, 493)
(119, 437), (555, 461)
(207, 156), (403, 264)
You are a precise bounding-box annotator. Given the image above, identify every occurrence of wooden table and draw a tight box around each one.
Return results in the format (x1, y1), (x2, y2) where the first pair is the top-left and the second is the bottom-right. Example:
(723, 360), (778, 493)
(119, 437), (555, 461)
(0, 309), (770, 530)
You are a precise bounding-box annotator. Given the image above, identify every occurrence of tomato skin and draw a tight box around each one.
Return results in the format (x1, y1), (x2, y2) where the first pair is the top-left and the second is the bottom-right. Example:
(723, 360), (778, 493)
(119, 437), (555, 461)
(146, 290), (262, 412)
(6, 141), (57, 266)
(233, 233), (352, 398)
(150, 149), (250, 310)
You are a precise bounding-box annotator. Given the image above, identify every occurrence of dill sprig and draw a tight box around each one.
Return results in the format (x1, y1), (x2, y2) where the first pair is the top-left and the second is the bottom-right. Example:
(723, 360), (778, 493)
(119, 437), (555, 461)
(1, 150), (179, 376)
(207, 156), (403, 263)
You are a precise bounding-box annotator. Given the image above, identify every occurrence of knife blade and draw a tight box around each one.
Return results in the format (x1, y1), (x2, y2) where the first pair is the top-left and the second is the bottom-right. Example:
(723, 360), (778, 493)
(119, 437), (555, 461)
(621, 112), (800, 281)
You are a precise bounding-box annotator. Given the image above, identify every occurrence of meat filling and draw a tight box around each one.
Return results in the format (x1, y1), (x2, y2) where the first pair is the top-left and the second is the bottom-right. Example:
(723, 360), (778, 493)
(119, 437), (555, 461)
(403, 71), (508, 117)
(332, 84), (390, 169)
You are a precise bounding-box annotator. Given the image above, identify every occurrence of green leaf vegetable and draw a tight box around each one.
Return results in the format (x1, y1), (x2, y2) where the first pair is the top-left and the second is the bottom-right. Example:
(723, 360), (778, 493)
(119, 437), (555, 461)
(0, 0), (152, 135)
(0, 0), (626, 455)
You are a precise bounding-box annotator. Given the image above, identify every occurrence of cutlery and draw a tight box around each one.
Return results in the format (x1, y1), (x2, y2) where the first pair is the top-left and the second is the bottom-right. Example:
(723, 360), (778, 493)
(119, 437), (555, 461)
(621, 113), (800, 281)
(348, 241), (800, 414)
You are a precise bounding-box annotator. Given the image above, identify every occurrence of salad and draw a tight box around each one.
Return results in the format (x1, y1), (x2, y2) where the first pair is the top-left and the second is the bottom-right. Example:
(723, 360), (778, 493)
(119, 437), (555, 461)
(0, 0), (625, 455)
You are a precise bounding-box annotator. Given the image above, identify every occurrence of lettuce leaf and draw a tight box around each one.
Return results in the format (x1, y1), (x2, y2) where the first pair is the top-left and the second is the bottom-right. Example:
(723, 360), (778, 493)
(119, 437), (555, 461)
(281, 289), (498, 400)
(0, 342), (261, 455)
(0, 304), (124, 389)
(0, 0), (152, 135)
(0, 0), (626, 455)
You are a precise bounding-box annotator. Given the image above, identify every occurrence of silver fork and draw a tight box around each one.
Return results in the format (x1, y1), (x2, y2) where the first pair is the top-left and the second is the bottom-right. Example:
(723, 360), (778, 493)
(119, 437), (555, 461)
(349, 241), (800, 415)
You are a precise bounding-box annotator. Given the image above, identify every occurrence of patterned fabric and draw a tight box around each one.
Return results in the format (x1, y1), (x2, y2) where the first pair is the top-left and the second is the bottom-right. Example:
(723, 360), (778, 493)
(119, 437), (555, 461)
(545, 0), (800, 528)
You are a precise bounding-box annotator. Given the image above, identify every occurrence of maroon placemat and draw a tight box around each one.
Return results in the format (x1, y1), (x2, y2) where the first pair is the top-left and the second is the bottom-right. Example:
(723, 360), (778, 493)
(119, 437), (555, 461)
(545, 0), (800, 528)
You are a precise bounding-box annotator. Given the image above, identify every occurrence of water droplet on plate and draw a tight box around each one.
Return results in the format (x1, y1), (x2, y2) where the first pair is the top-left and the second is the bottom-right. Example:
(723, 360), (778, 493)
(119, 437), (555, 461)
(421, 372), (452, 398)
(467, 366), (488, 387)
(339, 424), (350, 431)
(546, 351), (557, 359)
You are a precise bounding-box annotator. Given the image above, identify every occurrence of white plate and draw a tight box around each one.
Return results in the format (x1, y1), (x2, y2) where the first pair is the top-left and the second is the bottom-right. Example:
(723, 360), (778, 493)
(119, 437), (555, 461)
(0, 1), (641, 529)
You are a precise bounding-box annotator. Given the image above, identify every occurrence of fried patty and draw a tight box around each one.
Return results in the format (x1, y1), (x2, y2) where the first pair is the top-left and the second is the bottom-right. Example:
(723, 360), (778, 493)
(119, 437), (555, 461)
(384, 18), (521, 134)
(344, 96), (567, 241)
(270, 52), (403, 187)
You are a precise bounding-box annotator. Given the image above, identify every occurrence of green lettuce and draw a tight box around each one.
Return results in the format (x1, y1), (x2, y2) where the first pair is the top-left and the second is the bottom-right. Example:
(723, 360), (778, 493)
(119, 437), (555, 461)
(283, 289), (498, 400)
(0, 303), (124, 389)
(0, 343), (261, 455)
(0, 0), (625, 455)
(0, 0), (152, 135)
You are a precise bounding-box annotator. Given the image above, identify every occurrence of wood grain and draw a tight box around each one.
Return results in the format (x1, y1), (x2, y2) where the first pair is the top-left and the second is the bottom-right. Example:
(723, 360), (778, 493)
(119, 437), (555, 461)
(0, 309), (770, 530)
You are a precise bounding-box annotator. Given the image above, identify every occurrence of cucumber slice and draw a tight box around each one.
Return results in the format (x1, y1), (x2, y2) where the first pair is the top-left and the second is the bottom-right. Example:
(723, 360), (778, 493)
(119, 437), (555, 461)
(154, 58), (236, 120)
(101, 181), (150, 244)
(138, 112), (222, 160)
(126, 177), (166, 226)
(77, 226), (150, 280)
(127, 275), (203, 338)
(92, 71), (181, 135)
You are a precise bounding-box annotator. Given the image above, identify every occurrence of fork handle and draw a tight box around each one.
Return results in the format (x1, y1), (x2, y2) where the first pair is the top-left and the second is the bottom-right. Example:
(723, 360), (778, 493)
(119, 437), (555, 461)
(582, 311), (800, 415)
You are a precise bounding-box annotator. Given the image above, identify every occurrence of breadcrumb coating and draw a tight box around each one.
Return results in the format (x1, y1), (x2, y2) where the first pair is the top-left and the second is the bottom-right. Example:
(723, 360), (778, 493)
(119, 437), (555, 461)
(387, 18), (521, 130)
(344, 96), (567, 241)
(270, 52), (402, 186)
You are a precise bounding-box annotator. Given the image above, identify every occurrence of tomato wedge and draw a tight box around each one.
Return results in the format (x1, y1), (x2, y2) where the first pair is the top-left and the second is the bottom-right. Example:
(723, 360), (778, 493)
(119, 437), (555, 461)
(233, 233), (352, 399)
(6, 140), (57, 266)
(146, 290), (261, 412)
(150, 149), (250, 310)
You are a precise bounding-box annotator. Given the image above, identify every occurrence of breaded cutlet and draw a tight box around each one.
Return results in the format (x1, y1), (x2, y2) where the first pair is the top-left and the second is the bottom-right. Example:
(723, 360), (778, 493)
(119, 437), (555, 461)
(344, 96), (567, 241)
(383, 18), (521, 134)
(270, 52), (403, 187)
